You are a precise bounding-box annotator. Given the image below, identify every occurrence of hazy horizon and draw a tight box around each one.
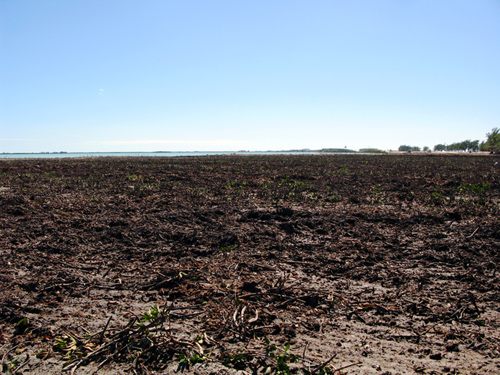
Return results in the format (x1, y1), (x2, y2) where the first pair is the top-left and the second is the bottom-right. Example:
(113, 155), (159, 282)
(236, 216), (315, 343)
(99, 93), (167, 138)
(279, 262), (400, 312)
(1, 1), (499, 153)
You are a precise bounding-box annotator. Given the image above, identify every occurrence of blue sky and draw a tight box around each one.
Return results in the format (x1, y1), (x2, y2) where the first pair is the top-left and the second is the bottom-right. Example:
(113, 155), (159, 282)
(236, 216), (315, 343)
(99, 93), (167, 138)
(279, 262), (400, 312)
(1, 0), (499, 152)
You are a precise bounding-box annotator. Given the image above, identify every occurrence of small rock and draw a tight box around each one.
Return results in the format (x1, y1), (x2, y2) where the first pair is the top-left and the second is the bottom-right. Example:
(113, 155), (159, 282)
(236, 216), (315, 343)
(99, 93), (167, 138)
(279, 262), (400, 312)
(430, 353), (442, 360)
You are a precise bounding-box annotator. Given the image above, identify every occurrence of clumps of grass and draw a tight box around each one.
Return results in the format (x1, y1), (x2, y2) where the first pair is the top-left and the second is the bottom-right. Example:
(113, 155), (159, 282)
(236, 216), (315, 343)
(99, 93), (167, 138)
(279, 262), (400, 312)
(430, 190), (448, 206)
(51, 306), (179, 374)
(220, 245), (236, 254)
(220, 341), (302, 374)
(265, 340), (299, 374)
(456, 182), (490, 203)
(175, 351), (210, 372)
(221, 339), (360, 375)
(48, 304), (360, 374)
(13, 318), (31, 336)
(429, 182), (492, 215)
(1, 348), (30, 375)
(370, 184), (386, 205)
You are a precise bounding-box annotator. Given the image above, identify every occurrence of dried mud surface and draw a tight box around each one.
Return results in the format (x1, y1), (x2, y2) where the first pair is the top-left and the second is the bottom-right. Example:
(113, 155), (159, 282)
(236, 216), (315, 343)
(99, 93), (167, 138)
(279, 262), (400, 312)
(1, 154), (499, 375)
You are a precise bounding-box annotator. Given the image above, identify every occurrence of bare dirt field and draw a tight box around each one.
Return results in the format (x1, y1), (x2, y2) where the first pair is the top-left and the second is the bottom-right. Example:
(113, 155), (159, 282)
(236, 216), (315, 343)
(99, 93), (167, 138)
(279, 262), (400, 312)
(1, 154), (499, 374)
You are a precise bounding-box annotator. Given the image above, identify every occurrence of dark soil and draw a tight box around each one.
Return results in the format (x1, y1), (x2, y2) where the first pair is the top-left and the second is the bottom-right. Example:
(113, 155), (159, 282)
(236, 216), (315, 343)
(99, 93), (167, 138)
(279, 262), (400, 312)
(0, 154), (499, 374)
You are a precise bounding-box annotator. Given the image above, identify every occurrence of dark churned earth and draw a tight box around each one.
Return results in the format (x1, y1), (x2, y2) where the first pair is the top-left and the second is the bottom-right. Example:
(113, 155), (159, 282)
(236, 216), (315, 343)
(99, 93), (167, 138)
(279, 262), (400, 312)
(0, 154), (499, 374)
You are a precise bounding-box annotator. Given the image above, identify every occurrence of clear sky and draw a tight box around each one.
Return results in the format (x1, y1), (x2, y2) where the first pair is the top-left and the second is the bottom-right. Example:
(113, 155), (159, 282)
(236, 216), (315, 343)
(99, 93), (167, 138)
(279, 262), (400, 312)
(1, 0), (499, 153)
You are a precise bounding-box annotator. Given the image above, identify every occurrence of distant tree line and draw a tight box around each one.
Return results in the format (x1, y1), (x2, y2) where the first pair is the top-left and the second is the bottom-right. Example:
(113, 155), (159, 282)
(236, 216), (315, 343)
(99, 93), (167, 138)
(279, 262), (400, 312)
(398, 128), (499, 153)
(398, 145), (421, 152)
(432, 128), (500, 152)
(433, 140), (479, 152)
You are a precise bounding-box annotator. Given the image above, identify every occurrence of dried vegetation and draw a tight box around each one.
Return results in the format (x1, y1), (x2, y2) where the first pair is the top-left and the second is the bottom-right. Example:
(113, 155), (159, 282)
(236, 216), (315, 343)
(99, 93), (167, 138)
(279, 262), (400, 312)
(0, 154), (499, 374)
